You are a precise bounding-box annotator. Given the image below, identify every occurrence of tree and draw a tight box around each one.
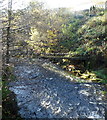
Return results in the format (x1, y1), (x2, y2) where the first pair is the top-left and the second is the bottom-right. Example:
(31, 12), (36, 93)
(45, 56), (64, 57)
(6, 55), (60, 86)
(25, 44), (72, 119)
(6, 0), (12, 64)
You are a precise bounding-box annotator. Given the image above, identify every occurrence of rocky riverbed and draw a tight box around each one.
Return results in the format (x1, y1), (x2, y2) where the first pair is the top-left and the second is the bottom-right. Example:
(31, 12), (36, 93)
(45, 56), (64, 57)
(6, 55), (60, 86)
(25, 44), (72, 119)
(9, 58), (107, 119)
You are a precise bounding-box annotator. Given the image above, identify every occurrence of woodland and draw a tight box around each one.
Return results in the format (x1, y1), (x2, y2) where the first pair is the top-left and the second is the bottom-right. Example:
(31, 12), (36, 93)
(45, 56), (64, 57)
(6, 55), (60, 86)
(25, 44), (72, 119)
(1, 0), (107, 119)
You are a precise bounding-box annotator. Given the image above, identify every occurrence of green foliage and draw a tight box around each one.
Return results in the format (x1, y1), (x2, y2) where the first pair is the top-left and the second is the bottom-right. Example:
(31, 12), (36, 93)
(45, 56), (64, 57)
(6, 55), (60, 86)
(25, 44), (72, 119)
(2, 81), (11, 100)
(60, 19), (81, 51)
(93, 69), (107, 83)
(75, 11), (107, 57)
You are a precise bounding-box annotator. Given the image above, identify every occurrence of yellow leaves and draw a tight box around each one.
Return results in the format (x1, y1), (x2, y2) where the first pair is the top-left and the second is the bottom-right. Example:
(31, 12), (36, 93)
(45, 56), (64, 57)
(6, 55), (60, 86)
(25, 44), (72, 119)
(80, 73), (90, 79)
(45, 48), (51, 54)
(31, 28), (39, 35)
(62, 65), (67, 69)
(62, 59), (68, 62)
(80, 70), (100, 81)
(30, 28), (40, 41)
(46, 30), (58, 49)
(47, 30), (57, 38)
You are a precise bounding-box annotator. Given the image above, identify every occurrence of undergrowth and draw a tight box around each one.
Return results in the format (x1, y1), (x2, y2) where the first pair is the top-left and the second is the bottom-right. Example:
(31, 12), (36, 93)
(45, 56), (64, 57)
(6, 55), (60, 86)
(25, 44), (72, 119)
(2, 64), (24, 120)
(52, 59), (107, 83)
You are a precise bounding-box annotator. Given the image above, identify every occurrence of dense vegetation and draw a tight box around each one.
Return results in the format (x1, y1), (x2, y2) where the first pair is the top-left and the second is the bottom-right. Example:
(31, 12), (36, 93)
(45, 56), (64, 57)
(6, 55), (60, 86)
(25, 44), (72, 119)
(25, 4), (107, 83)
(2, 1), (107, 83)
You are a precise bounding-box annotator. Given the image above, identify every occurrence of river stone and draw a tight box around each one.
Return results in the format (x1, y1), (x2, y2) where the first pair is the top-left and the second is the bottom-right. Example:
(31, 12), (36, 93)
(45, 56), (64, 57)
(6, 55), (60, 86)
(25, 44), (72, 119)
(9, 60), (106, 119)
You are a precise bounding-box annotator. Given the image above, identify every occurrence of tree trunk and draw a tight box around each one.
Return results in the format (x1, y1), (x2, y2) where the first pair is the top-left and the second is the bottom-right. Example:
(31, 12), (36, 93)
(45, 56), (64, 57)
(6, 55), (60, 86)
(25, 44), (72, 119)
(6, 0), (12, 64)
